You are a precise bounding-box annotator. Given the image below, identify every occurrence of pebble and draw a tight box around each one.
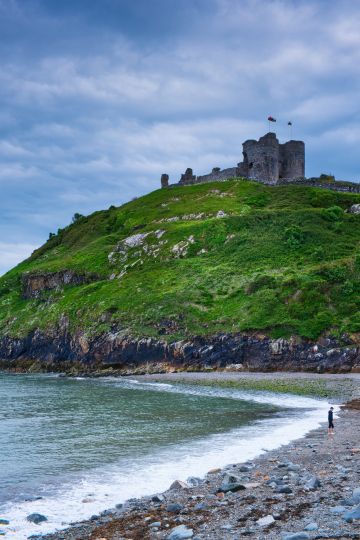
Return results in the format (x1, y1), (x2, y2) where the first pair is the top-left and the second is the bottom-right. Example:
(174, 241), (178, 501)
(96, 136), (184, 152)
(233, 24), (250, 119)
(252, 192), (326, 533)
(330, 505), (346, 514)
(343, 503), (360, 522)
(219, 482), (246, 493)
(256, 514), (275, 527)
(166, 503), (184, 513)
(194, 502), (209, 510)
(167, 524), (194, 539)
(282, 533), (310, 540)
(149, 521), (161, 527)
(169, 480), (189, 490)
(152, 494), (165, 503)
(304, 476), (321, 490)
(303, 521), (318, 531)
(220, 523), (233, 530)
(352, 486), (360, 502)
(275, 485), (292, 494)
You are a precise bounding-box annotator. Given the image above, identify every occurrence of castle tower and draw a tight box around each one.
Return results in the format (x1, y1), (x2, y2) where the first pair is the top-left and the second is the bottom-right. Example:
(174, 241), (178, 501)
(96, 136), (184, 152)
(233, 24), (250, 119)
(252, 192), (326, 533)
(279, 140), (305, 180)
(161, 173), (169, 188)
(242, 132), (280, 184)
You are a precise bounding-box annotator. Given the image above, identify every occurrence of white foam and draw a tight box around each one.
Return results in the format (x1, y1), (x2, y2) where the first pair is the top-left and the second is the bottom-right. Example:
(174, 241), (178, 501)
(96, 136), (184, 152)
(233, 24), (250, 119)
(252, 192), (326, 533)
(1, 384), (333, 539)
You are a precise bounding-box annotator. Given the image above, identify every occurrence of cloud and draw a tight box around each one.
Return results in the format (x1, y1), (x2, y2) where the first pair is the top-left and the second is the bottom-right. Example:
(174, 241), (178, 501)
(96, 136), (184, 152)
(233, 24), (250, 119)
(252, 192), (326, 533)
(1, 0), (360, 275)
(0, 242), (37, 276)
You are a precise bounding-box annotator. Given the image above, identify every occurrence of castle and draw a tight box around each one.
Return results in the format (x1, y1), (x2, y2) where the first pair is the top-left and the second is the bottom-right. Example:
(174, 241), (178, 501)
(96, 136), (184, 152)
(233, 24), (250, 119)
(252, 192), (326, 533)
(161, 132), (305, 188)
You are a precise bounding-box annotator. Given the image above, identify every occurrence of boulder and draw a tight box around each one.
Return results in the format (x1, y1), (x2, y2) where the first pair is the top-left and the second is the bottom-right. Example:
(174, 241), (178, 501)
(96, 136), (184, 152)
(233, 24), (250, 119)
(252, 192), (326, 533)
(186, 477), (202, 486)
(166, 503), (184, 513)
(169, 480), (189, 490)
(26, 513), (47, 524)
(152, 494), (165, 503)
(350, 204), (360, 214)
(219, 482), (246, 493)
(220, 473), (246, 493)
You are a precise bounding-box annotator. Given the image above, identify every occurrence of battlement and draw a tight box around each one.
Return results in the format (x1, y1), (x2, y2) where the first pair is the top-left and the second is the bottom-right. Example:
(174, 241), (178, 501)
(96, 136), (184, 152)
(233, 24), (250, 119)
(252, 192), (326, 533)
(160, 132), (305, 188)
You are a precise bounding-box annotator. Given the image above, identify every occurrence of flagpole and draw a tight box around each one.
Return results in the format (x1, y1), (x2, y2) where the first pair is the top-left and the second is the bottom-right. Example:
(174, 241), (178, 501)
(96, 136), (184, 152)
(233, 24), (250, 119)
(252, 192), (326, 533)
(288, 122), (293, 139)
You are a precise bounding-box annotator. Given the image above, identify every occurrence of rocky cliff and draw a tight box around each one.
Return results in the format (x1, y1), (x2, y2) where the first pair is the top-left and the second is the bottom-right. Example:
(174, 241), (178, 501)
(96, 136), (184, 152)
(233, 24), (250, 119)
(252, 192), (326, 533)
(0, 328), (359, 373)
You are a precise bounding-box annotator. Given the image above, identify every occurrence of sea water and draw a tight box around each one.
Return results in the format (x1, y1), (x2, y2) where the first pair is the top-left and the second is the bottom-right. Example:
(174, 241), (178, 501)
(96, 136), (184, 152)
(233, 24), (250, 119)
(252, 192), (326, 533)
(0, 373), (330, 539)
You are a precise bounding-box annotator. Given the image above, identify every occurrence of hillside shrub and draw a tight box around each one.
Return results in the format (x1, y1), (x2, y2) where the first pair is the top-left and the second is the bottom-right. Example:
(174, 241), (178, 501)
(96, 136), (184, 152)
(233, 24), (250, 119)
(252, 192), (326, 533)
(284, 225), (305, 248)
(322, 205), (343, 221)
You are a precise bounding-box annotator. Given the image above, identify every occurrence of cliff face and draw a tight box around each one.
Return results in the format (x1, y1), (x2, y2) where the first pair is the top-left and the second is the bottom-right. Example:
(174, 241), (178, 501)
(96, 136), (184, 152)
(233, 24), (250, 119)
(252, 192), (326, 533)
(0, 329), (358, 373)
(22, 270), (97, 299)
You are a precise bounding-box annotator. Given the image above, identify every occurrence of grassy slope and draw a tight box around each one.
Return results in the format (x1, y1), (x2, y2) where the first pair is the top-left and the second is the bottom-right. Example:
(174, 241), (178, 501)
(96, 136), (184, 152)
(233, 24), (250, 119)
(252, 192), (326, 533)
(1, 179), (360, 342)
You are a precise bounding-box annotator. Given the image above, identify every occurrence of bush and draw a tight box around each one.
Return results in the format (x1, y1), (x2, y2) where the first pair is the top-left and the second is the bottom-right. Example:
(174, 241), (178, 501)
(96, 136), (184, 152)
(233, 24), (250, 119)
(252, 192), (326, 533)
(246, 193), (269, 208)
(317, 264), (349, 283)
(322, 206), (343, 221)
(72, 213), (84, 224)
(284, 225), (305, 248)
(341, 280), (354, 295)
(312, 246), (325, 260)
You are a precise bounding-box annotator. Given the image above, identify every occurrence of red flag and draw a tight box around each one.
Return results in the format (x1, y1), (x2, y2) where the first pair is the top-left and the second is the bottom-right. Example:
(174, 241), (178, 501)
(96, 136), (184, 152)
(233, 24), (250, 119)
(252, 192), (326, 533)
(268, 116), (276, 122)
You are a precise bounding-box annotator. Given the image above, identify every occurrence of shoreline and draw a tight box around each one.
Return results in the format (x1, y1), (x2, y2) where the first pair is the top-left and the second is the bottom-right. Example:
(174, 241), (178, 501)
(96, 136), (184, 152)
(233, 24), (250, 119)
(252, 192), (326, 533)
(17, 372), (359, 540)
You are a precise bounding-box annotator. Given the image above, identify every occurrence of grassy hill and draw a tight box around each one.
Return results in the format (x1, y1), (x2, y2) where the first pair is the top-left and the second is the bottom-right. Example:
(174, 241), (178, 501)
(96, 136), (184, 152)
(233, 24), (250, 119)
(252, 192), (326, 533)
(1, 179), (360, 345)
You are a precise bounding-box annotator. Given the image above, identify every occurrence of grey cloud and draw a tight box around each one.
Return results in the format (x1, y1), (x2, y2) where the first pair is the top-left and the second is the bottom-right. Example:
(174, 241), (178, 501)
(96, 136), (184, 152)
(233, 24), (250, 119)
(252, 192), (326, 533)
(1, 0), (360, 275)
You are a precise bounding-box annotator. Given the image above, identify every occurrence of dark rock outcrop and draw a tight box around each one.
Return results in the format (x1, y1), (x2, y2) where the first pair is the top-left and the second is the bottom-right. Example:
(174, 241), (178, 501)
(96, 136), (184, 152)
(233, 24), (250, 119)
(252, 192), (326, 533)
(22, 270), (98, 299)
(0, 328), (359, 373)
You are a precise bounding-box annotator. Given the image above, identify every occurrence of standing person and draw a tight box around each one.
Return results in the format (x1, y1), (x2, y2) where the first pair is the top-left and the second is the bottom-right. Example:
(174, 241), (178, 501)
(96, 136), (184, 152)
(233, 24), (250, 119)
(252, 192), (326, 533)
(328, 406), (334, 435)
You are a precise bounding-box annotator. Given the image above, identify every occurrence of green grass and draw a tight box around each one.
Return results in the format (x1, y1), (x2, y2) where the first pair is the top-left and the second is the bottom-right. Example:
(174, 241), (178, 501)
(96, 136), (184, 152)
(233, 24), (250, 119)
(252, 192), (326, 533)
(153, 377), (334, 398)
(1, 178), (360, 342)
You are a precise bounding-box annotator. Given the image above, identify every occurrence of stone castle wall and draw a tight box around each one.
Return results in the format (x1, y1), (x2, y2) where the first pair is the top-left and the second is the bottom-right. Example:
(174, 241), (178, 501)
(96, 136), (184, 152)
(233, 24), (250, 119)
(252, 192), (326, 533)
(161, 132), (306, 188)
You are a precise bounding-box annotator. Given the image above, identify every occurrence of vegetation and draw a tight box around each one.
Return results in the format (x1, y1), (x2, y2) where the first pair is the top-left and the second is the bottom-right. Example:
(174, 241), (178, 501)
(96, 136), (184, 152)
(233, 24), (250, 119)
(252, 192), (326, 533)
(155, 376), (335, 398)
(1, 179), (360, 342)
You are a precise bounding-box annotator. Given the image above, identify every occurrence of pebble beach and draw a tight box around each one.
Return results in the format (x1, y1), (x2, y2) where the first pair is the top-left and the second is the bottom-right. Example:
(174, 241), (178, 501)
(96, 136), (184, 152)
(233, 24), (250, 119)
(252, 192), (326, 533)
(21, 372), (360, 540)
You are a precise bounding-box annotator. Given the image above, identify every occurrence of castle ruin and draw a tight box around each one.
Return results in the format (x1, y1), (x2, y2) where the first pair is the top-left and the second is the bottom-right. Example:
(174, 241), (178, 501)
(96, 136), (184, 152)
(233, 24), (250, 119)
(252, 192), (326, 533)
(161, 132), (305, 187)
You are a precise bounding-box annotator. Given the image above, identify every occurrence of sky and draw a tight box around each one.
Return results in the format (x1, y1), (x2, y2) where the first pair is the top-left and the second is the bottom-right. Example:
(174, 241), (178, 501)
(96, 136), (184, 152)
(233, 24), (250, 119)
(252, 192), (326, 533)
(1, 0), (360, 275)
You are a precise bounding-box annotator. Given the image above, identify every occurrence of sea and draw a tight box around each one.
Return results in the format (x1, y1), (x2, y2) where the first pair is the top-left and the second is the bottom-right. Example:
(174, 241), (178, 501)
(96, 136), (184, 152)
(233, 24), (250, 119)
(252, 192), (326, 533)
(0, 372), (330, 539)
